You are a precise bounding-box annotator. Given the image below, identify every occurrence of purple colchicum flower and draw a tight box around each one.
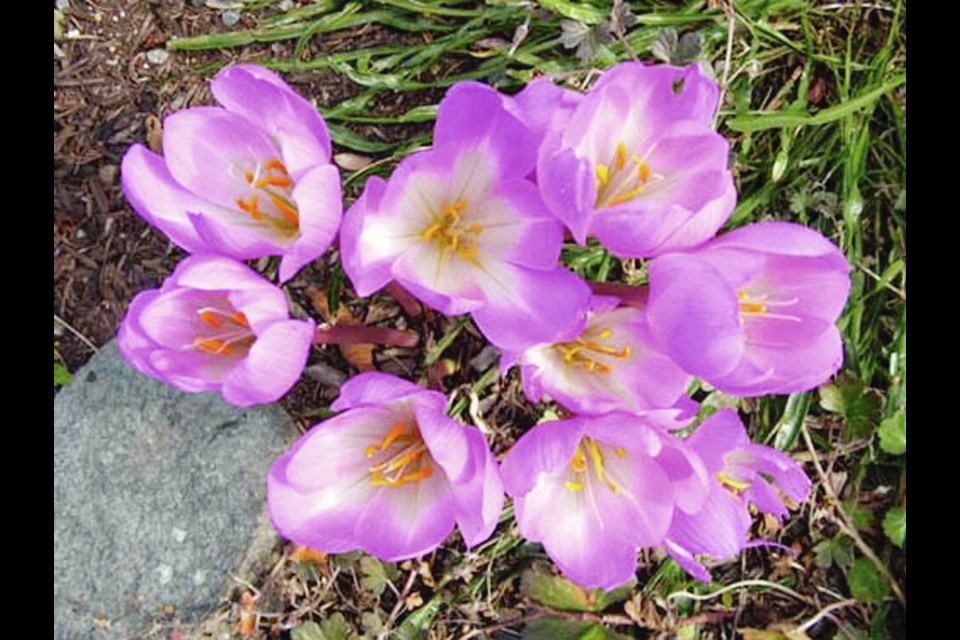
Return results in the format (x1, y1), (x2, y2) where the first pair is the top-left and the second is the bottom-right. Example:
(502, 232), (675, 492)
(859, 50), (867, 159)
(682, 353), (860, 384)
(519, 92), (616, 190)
(121, 64), (342, 283)
(663, 410), (812, 582)
(340, 81), (590, 352)
(118, 256), (315, 407)
(504, 295), (693, 416)
(501, 412), (709, 590)
(536, 62), (736, 258)
(647, 221), (851, 396)
(267, 373), (504, 560)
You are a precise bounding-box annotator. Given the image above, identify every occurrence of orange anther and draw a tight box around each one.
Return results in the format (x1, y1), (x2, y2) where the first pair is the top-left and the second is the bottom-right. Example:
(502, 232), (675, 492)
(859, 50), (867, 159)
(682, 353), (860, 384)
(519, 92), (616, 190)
(637, 162), (650, 183)
(236, 195), (263, 220)
(244, 170), (254, 184)
(739, 302), (767, 314)
(269, 195), (300, 224)
(199, 310), (224, 328)
(256, 175), (294, 189)
(264, 159), (289, 175)
(196, 338), (234, 356)
(231, 312), (250, 327)
(381, 423), (407, 450)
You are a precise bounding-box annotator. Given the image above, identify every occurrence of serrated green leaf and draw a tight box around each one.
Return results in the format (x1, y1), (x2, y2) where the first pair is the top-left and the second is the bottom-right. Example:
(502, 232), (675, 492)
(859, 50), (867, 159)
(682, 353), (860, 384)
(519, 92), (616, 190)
(882, 507), (906, 548)
(521, 568), (634, 613)
(292, 621), (326, 640)
(321, 613), (358, 640)
(847, 557), (889, 605)
(360, 611), (383, 637)
(54, 361), (73, 387)
(813, 537), (854, 570)
(878, 410), (906, 455)
(818, 377), (882, 439)
(359, 556), (397, 596)
(524, 617), (629, 640)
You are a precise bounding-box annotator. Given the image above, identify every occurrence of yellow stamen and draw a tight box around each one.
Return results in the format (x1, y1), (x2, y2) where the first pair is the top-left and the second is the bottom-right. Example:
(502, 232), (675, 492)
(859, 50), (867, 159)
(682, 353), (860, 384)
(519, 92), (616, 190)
(421, 221), (443, 241)
(565, 481), (584, 492)
(606, 185), (645, 207)
(587, 439), (605, 483)
(614, 447), (627, 458)
(597, 328), (613, 339)
(199, 310), (224, 328)
(571, 448), (587, 472)
(371, 467), (433, 487)
(381, 423), (407, 450)
(364, 444), (378, 459)
(615, 143), (628, 170)
(717, 471), (752, 492)
(606, 480), (619, 493)
(595, 163), (610, 188)
(384, 445), (427, 472)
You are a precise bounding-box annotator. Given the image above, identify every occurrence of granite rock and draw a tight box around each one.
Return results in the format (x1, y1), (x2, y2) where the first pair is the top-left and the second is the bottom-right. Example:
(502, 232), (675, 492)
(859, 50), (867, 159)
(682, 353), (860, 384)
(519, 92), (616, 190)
(54, 341), (296, 639)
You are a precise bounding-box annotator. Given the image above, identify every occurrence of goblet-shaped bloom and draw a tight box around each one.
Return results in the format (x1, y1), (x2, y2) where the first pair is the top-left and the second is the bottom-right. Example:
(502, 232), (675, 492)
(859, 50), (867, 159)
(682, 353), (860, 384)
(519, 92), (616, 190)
(537, 62), (735, 258)
(340, 81), (590, 352)
(504, 295), (693, 415)
(121, 64), (342, 283)
(268, 373), (504, 560)
(663, 410), (811, 582)
(501, 412), (709, 589)
(118, 256), (316, 407)
(647, 222), (851, 396)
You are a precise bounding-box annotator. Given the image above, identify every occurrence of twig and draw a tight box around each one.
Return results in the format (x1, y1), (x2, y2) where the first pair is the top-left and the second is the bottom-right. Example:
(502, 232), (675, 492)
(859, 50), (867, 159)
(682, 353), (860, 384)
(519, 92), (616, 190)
(54, 313), (98, 353)
(857, 261), (906, 300)
(667, 579), (810, 605)
(797, 598), (860, 633)
(377, 569), (418, 640)
(714, 1), (736, 128)
(800, 423), (907, 607)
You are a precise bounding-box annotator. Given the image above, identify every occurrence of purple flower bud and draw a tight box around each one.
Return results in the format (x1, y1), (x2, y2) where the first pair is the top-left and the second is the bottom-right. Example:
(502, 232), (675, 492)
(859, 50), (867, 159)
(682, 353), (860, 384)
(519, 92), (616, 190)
(267, 373), (504, 560)
(118, 256), (315, 407)
(121, 64), (342, 283)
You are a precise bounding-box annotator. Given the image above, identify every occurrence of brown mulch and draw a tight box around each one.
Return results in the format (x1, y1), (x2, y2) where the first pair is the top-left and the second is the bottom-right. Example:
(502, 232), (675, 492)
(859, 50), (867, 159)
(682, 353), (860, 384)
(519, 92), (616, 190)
(52, 0), (434, 411)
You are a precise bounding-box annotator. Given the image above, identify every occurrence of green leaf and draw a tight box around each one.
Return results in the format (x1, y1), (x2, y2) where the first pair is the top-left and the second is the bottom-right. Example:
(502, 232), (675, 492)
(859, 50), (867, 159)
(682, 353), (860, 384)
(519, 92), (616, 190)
(292, 622), (325, 640)
(772, 391), (811, 451)
(394, 596), (444, 640)
(882, 507), (906, 548)
(539, 0), (607, 24)
(320, 613), (358, 640)
(847, 557), (889, 605)
(843, 499), (874, 532)
(359, 556), (398, 596)
(813, 537), (854, 570)
(524, 617), (629, 640)
(521, 568), (635, 613)
(878, 410), (906, 455)
(54, 361), (73, 387)
(818, 376), (882, 439)
(327, 123), (395, 153)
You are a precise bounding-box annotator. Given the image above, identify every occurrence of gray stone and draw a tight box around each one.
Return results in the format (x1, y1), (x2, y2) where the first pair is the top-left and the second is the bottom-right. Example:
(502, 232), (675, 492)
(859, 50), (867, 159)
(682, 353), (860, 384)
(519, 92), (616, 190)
(54, 341), (297, 639)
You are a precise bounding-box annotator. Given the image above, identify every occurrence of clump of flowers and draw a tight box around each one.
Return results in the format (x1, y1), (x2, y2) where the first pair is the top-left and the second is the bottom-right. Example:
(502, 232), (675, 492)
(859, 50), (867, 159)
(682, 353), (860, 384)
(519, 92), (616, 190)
(115, 61), (850, 589)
